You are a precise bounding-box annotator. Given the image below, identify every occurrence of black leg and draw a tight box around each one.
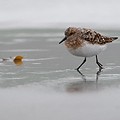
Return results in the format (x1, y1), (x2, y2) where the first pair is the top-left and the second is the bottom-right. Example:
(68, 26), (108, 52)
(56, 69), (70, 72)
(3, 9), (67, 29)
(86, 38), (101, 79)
(96, 55), (103, 69)
(76, 57), (86, 71)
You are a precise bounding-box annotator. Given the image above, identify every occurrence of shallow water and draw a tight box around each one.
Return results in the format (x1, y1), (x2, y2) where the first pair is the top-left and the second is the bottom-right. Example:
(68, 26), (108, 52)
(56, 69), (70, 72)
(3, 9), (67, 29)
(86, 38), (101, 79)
(0, 28), (120, 120)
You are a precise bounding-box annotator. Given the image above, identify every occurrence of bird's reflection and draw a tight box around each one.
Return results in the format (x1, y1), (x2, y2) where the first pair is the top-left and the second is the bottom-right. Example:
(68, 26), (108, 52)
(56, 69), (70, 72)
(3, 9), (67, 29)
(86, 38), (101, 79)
(66, 68), (103, 93)
(76, 68), (102, 81)
(96, 68), (102, 81)
(66, 80), (97, 93)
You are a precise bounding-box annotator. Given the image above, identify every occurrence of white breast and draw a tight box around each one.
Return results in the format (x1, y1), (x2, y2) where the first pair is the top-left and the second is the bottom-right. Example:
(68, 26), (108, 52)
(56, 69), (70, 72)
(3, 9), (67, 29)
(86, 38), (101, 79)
(66, 41), (107, 57)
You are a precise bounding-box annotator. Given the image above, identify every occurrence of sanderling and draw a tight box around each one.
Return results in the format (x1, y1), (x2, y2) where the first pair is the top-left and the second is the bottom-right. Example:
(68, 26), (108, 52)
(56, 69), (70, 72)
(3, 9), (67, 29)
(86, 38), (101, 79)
(59, 27), (118, 71)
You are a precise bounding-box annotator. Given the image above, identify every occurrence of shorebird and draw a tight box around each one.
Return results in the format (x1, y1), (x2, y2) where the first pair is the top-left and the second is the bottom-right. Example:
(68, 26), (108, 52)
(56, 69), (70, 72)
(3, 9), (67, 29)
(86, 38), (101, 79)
(59, 27), (118, 71)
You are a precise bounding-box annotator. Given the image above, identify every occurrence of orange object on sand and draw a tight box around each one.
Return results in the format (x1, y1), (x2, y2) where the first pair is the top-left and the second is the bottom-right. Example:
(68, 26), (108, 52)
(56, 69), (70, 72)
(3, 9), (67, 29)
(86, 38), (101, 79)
(13, 56), (23, 65)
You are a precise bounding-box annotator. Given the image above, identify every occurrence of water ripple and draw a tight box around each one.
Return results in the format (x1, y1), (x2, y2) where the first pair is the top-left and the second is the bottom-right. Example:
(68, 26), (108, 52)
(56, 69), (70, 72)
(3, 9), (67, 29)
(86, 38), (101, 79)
(27, 69), (72, 75)
(0, 49), (48, 52)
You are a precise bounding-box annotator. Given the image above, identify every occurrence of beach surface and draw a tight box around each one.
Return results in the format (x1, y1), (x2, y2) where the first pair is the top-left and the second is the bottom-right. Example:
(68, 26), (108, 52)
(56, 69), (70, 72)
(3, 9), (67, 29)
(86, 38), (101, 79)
(0, 28), (120, 120)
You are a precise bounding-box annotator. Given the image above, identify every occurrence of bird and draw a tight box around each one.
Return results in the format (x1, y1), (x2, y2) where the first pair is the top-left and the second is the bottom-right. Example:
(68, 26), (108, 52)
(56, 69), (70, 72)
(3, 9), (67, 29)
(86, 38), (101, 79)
(59, 27), (118, 71)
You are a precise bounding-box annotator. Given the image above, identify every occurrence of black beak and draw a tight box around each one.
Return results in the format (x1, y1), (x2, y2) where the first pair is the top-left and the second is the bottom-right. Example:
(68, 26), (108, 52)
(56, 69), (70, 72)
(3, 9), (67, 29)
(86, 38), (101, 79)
(59, 37), (67, 44)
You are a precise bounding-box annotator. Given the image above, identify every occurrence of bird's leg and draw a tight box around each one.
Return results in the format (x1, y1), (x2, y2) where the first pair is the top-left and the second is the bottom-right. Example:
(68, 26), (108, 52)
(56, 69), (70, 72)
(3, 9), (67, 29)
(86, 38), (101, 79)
(96, 55), (103, 69)
(76, 57), (86, 71)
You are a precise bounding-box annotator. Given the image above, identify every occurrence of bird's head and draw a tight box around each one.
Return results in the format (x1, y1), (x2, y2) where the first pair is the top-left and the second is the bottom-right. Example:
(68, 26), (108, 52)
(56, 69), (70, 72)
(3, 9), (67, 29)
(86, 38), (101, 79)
(59, 27), (79, 44)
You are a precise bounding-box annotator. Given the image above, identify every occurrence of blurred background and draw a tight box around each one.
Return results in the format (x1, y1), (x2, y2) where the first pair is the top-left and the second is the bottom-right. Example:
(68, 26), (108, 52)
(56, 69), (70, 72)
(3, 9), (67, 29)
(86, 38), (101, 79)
(0, 0), (120, 29)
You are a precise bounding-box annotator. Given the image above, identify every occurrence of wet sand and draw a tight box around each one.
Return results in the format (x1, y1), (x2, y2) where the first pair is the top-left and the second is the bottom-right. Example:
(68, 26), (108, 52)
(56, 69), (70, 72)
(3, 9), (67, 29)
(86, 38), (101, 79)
(0, 28), (120, 120)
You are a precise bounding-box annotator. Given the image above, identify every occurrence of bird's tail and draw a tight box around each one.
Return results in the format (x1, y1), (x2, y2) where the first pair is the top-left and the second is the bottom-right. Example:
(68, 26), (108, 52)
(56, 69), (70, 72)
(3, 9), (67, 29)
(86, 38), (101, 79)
(103, 36), (118, 44)
(110, 37), (118, 40)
